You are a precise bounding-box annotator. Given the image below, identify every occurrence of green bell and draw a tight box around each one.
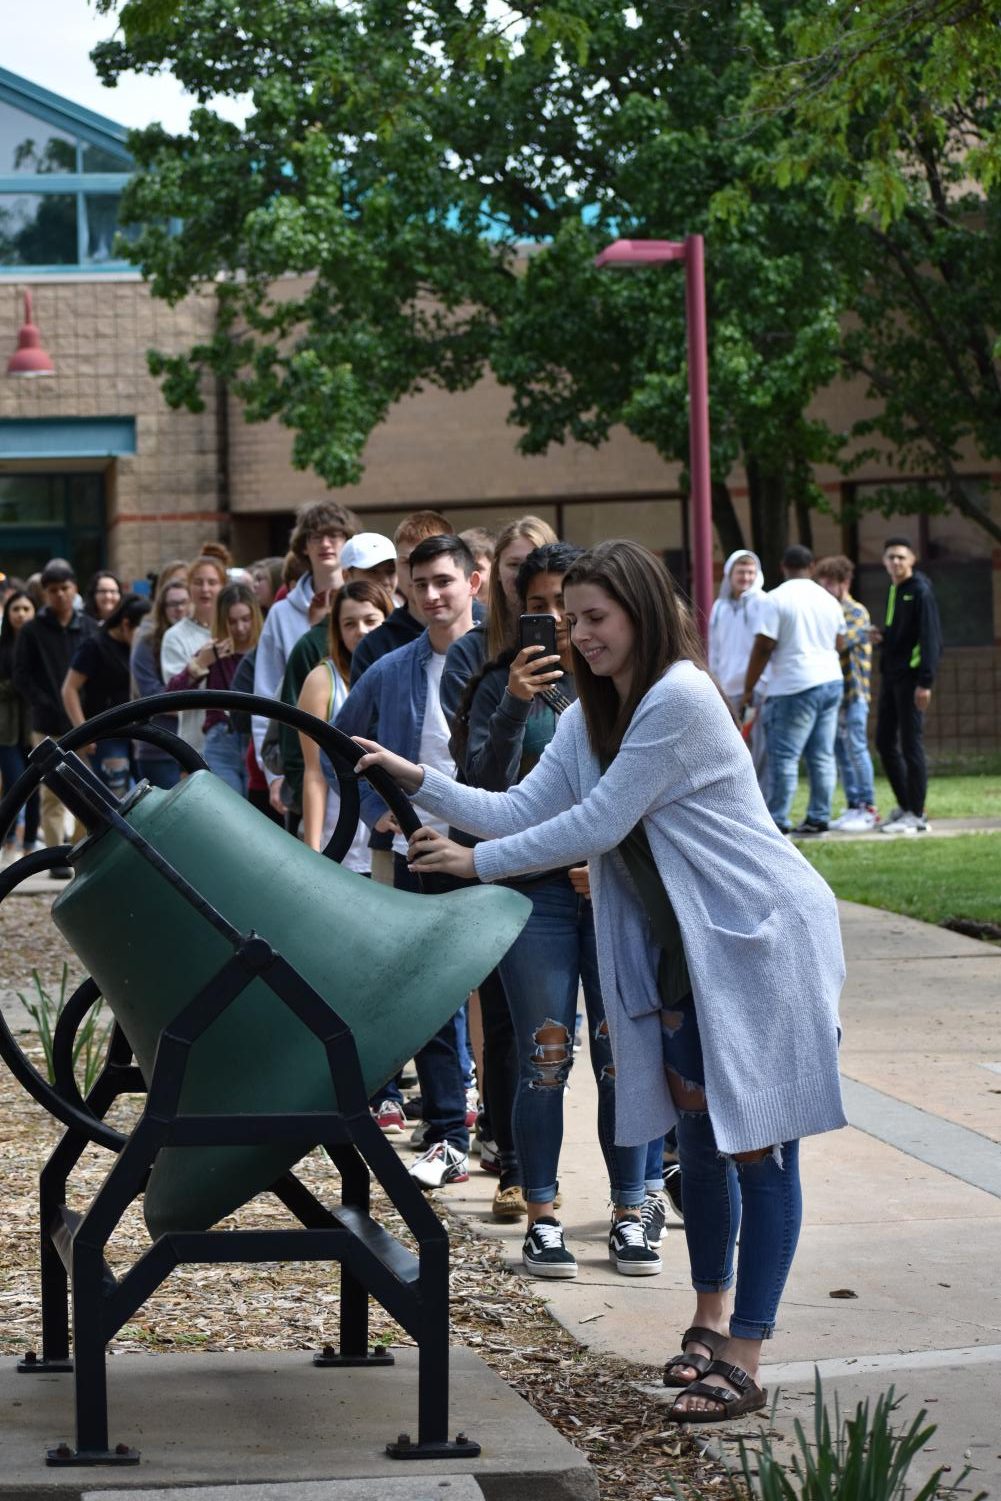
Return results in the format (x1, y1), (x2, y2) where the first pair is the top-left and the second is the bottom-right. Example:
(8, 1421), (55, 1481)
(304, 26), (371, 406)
(51, 771), (529, 1239)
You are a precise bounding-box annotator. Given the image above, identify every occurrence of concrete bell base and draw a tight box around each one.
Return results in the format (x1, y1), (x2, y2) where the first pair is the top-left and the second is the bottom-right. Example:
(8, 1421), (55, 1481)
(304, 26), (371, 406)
(0, 1347), (597, 1501)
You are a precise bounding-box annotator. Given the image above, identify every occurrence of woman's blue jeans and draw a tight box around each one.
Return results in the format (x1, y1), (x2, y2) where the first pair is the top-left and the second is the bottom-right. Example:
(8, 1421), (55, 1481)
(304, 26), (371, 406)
(500, 876), (646, 1208)
(661, 991), (802, 1340)
(90, 738), (133, 800)
(203, 723), (249, 796)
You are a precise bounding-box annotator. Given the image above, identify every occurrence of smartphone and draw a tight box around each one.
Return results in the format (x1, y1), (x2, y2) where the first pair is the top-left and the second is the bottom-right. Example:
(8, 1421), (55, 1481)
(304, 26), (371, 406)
(519, 613), (559, 671)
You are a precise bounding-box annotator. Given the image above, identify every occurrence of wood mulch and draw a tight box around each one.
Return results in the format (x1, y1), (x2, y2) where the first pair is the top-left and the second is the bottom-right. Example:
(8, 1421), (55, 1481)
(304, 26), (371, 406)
(0, 893), (734, 1500)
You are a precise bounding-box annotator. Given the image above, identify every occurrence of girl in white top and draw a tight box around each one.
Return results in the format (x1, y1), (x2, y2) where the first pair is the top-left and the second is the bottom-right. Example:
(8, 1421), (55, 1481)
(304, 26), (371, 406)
(297, 581), (393, 871)
(159, 555), (226, 751)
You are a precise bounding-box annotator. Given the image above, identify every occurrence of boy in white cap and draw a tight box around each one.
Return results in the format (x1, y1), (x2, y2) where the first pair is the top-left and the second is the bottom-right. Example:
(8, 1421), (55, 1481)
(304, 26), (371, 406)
(340, 533), (398, 594)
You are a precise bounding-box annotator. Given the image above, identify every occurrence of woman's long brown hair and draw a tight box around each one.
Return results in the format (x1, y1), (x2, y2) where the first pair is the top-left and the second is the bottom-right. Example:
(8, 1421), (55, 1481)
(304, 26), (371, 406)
(328, 580), (394, 683)
(563, 540), (707, 763)
(487, 515), (559, 660)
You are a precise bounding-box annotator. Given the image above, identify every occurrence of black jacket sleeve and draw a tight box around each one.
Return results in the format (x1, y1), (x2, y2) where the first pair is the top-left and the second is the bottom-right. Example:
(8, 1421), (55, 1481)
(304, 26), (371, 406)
(465, 667), (533, 792)
(914, 577), (943, 688)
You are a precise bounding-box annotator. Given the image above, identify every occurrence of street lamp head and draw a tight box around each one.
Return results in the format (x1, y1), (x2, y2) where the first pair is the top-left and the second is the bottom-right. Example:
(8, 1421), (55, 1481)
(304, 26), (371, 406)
(594, 238), (687, 270)
(7, 289), (55, 378)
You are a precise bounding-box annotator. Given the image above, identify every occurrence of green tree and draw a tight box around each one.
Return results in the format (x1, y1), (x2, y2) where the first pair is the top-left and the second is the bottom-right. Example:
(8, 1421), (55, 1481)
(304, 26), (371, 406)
(94, 0), (854, 575)
(753, 0), (1001, 547)
(93, 0), (515, 487)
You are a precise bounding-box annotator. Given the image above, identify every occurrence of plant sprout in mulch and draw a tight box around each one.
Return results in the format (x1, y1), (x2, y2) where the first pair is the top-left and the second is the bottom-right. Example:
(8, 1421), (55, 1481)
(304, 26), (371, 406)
(0, 896), (728, 1501)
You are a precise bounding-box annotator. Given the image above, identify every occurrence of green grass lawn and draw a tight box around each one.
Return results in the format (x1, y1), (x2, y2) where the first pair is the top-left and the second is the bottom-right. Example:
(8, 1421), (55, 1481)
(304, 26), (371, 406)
(799, 832), (1001, 929)
(789, 766), (1001, 825)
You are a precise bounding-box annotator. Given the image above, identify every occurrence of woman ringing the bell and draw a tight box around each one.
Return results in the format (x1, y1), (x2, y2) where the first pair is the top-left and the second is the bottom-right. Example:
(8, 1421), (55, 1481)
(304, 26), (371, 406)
(353, 538), (846, 1426)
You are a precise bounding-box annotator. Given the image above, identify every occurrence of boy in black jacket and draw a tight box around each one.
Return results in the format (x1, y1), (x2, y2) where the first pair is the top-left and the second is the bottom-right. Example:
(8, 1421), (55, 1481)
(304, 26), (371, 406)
(873, 537), (942, 834)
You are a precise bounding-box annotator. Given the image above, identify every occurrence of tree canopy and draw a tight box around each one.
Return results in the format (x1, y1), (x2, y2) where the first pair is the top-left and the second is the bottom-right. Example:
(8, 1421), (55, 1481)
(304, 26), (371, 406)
(92, 0), (1001, 567)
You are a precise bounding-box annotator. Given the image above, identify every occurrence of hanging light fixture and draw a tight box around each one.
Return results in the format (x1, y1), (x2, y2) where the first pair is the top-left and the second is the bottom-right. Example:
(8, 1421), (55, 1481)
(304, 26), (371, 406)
(7, 289), (55, 377)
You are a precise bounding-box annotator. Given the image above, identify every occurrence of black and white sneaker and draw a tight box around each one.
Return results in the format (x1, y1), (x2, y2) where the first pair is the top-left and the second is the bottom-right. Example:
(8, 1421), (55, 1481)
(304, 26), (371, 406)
(663, 1163), (684, 1221)
(609, 1216), (662, 1276)
(522, 1217), (578, 1279)
(639, 1192), (669, 1248)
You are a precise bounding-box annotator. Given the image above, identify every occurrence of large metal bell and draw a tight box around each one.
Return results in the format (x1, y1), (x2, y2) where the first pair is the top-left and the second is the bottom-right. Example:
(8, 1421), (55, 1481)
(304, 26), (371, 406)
(51, 771), (529, 1238)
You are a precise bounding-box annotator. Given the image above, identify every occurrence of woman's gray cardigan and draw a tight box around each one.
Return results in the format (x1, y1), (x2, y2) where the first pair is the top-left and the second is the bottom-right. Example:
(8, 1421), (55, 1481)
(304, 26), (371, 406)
(415, 660), (847, 1154)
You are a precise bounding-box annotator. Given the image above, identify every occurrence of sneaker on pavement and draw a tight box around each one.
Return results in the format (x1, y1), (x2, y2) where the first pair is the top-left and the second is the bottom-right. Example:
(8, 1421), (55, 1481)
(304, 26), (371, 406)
(402, 1095), (424, 1120)
(880, 811), (928, 835)
(479, 1138), (501, 1174)
(608, 1215), (662, 1276)
(837, 806), (879, 832)
(409, 1141), (469, 1189)
(522, 1217), (578, 1279)
(828, 808), (855, 830)
(371, 1098), (405, 1134)
(492, 1183), (528, 1220)
(791, 818), (828, 837)
(882, 805), (906, 826)
(408, 1120), (431, 1151)
(640, 1192), (668, 1249)
(663, 1163), (684, 1221)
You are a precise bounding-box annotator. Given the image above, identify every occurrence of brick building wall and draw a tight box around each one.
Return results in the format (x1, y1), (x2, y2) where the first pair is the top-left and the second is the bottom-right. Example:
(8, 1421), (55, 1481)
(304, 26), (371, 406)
(0, 278), (220, 581)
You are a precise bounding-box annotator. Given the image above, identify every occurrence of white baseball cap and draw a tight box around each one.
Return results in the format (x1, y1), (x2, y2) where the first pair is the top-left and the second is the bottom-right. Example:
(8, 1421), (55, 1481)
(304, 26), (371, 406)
(340, 532), (397, 571)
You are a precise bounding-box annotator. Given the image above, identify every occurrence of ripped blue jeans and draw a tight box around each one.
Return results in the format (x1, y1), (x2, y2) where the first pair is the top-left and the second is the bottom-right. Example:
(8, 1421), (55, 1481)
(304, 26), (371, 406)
(661, 991), (802, 1340)
(499, 875), (647, 1208)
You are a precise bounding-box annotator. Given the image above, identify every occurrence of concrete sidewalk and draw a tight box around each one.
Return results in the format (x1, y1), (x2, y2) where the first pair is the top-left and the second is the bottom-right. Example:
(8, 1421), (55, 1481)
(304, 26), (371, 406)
(443, 899), (1001, 1495)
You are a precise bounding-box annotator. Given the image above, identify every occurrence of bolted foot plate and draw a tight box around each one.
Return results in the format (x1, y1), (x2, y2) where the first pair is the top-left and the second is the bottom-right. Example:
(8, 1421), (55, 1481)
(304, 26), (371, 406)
(18, 1353), (73, 1374)
(314, 1345), (395, 1368)
(386, 1435), (481, 1460)
(46, 1444), (140, 1467)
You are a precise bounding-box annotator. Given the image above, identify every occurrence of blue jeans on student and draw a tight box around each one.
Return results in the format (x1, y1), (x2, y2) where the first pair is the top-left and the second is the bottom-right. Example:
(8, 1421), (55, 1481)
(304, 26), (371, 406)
(203, 722), (249, 797)
(835, 696), (875, 808)
(499, 875), (646, 1209)
(763, 679), (843, 830)
(393, 855), (468, 1151)
(0, 742), (40, 846)
(90, 738), (133, 800)
(661, 991), (802, 1339)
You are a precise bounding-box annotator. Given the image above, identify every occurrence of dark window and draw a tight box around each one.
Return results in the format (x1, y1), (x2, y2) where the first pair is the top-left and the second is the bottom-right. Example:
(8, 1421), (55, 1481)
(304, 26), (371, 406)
(0, 191), (77, 264)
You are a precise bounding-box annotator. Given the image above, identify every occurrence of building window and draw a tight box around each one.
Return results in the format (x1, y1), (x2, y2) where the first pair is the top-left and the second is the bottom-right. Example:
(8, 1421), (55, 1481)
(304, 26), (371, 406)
(0, 472), (106, 582)
(0, 75), (136, 271)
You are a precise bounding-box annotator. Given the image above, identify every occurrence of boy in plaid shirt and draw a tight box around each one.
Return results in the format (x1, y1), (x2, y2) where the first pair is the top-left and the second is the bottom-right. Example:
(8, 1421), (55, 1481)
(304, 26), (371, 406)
(815, 556), (879, 831)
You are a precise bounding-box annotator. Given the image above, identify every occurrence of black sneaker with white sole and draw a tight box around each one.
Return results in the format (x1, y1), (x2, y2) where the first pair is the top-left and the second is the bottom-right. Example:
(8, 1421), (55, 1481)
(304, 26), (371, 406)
(609, 1216), (662, 1276)
(663, 1163), (684, 1221)
(522, 1217), (578, 1279)
(640, 1192), (668, 1249)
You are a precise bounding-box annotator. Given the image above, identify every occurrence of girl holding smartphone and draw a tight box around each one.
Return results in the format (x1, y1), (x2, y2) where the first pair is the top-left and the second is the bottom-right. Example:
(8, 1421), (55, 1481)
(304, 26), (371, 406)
(354, 539), (846, 1424)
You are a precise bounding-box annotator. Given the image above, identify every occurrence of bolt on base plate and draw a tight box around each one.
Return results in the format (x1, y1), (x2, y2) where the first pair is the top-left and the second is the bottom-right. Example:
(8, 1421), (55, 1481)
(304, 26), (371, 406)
(46, 1443), (140, 1466)
(386, 1432), (481, 1460)
(313, 1344), (395, 1367)
(18, 1351), (73, 1374)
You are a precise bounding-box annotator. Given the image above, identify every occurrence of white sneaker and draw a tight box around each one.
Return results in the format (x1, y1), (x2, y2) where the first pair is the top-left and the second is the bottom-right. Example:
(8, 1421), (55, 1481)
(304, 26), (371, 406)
(829, 808), (855, 830)
(838, 807), (879, 831)
(409, 1141), (469, 1189)
(880, 811), (927, 835)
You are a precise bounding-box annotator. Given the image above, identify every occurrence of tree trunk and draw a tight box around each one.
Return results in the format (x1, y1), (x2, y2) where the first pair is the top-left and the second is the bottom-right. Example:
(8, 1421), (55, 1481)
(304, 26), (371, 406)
(711, 480), (745, 559)
(745, 451), (789, 584)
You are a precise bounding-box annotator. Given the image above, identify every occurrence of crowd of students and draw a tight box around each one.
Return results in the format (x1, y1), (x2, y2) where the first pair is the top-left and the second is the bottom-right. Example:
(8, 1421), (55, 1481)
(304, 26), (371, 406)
(1, 508), (880, 1423)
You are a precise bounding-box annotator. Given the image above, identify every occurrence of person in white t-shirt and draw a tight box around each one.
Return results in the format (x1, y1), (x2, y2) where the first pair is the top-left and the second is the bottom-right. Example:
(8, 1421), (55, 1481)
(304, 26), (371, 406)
(740, 545), (845, 836)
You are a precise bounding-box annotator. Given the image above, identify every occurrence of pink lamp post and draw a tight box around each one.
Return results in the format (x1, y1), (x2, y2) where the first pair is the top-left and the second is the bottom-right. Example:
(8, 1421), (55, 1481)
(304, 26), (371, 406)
(594, 237), (713, 637)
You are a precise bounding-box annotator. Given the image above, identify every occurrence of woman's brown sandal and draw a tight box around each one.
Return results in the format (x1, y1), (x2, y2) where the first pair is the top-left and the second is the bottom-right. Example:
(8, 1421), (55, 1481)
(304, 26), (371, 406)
(661, 1326), (728, 1388)
(666, 1359), (767, 1423)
